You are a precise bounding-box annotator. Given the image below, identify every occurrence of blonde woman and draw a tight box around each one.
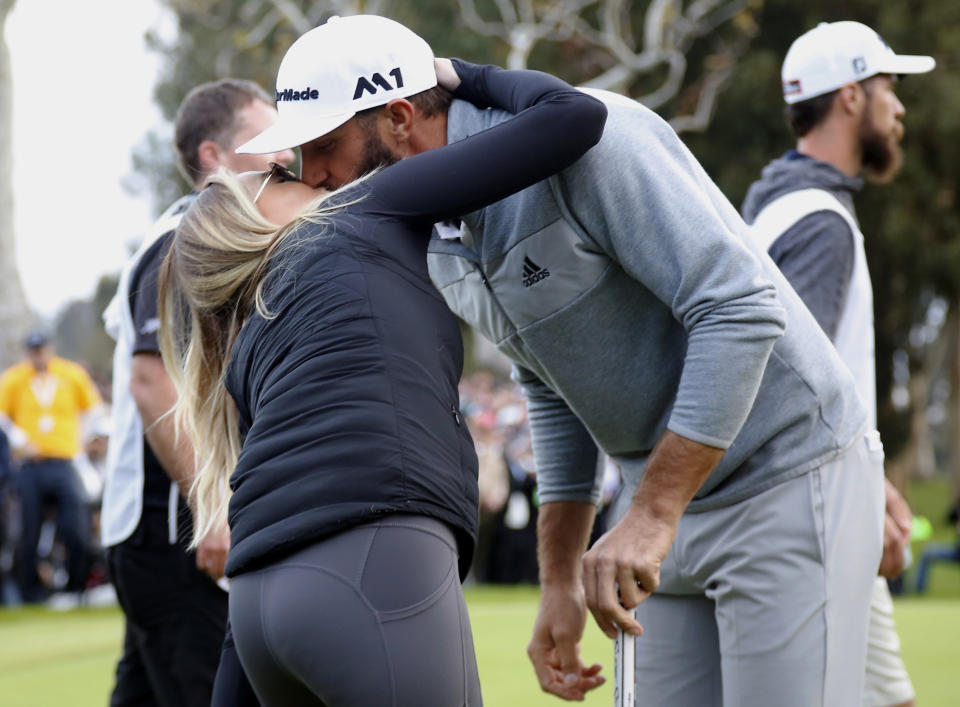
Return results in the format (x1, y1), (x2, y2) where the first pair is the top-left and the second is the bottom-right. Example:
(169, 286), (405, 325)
(159, 58), (606, 706)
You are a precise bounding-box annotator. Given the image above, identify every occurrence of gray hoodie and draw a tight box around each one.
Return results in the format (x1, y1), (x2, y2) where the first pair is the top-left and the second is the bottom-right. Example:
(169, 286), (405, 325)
(429, 94), (867, 512)
(742, 152), (863, 339)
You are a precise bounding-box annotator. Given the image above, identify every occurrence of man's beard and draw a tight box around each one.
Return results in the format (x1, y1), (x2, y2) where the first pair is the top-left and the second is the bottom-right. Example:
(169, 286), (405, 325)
(859, 113), (903, 185)
(354, 122), (401, 179)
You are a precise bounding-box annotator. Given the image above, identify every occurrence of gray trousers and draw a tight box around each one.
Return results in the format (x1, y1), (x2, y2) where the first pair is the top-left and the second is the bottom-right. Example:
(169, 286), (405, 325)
(230, 515), (482, 707)
(631, 430), (885, 706)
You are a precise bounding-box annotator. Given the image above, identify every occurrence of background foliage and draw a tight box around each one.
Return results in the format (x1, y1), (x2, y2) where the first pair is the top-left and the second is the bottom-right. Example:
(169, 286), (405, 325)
(47, 0), (960, 493)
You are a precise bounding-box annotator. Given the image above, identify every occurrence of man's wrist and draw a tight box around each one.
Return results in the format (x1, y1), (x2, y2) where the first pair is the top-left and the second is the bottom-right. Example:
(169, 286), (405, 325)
(629, 489), (686, 528)
(537, 500), (595, 588)
(540, 571), (582, 589)
(628, 430), (725, 527)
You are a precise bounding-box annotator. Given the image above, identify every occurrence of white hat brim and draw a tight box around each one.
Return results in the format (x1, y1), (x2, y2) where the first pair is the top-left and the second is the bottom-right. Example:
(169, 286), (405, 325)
(235, 110), (356, 155)
(877, 54), (936, 76)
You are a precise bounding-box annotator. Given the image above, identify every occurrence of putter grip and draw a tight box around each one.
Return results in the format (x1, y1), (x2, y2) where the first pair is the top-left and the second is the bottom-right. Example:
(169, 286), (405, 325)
(614, 608), (637, 707)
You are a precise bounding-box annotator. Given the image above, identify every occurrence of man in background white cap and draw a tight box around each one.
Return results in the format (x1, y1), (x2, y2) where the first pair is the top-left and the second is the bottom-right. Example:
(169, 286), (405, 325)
(242, 15), (893, 705)
(743, 21), (934, 707)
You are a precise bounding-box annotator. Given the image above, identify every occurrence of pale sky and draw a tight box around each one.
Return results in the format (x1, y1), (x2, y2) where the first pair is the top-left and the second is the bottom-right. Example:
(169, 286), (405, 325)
(8, 0), (174, 317)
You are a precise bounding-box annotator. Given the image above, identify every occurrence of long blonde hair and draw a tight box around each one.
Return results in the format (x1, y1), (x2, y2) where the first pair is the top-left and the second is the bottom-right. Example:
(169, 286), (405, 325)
(158, 167), (359, 544)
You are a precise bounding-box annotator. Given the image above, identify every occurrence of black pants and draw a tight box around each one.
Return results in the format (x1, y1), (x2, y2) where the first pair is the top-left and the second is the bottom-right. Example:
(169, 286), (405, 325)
(211, 621), (261, 707)
(107, 508), (228, 707)
(15, 458), (90, 599)
(230, 515), (482, 706)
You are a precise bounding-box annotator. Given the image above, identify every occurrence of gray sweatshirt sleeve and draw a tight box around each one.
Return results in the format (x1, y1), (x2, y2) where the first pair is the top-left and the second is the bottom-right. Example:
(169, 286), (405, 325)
(512, 364), (602, 505)
(551, 101), (786, 450)
(768, 212), (854, 342)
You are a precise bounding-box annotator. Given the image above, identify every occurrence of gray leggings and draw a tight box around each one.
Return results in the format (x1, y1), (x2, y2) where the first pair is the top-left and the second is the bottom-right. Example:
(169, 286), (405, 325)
(229, 515), (482, 706)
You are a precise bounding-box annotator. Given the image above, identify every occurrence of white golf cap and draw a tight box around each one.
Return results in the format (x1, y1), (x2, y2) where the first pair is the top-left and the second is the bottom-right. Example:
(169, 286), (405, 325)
(236, 15), (436, 154)
(782, 21), (935, 104)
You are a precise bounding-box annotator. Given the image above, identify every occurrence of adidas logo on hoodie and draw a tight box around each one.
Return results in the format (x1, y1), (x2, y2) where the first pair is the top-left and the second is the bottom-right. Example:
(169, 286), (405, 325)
(522, 256), (551, 288)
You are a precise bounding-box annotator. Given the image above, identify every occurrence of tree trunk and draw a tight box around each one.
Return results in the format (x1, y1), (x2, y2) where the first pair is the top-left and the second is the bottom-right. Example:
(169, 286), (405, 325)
(908, 365), (937, 479)
(0, 0), (30, 369)
(948, 303), (960, 494)
(887, 364), (936, 494)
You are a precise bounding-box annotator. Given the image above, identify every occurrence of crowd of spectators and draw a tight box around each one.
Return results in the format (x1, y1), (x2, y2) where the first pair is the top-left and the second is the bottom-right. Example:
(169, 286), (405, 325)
(0, 359), (600, 606)
(459, 370), (621, 584)
(2, 362), (959, 603)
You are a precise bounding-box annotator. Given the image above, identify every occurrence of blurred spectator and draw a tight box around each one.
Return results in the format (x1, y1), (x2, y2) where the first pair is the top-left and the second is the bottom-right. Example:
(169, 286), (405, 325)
(73, 415), (113, 603)
(460, 372), (618, 584)
(0, 332), (105, 604)
(75, 414), (111, 503)
(0, 427), (21, 605)
(0, 427), (10, 484)
(915, 498), (960, 593)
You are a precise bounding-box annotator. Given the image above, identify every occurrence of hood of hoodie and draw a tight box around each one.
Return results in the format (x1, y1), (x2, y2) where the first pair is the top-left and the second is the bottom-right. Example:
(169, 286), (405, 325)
(741, 151), (863, 225)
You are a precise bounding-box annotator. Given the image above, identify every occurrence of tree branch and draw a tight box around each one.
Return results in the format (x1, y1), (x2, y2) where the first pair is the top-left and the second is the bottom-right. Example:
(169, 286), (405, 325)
(237, 8), (284, 49)
(668, 52), (736, 132)
(266, 0), (312, 34)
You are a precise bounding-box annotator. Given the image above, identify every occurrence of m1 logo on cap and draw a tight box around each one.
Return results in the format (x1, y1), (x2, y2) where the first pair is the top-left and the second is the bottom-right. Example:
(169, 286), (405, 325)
(852, 57), (868, 75)
(353, 67), (404, 100)
(783, 79), (802, 96)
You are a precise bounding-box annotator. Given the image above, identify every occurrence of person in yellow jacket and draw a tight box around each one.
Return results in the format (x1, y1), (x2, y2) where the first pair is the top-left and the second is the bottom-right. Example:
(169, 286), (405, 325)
(0, 332), (103, 602)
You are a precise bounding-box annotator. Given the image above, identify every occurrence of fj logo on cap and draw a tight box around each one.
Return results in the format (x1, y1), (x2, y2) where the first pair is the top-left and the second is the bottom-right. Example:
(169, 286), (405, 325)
(852, 57), (868, 75)
(353, 67), (405, 100)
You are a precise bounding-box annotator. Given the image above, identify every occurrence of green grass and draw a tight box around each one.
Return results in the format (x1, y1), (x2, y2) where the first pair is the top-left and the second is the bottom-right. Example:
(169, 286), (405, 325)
(903, 477), (960, 597)
(894, 598), (960, 706)
(467, 585), (613, 705)
(1, 587), (958, 706)
(0, 607), (122, 706)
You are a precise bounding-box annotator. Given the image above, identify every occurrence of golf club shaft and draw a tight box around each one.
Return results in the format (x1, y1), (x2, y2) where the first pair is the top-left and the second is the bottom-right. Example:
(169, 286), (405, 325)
(614, 608), (636, 707)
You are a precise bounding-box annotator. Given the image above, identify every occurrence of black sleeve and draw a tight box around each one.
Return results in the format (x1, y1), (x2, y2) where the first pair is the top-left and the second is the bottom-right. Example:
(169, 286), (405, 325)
(128, 232), (175, 355)
(365, 59), (607, 224)
(768, 211), (855, 342)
